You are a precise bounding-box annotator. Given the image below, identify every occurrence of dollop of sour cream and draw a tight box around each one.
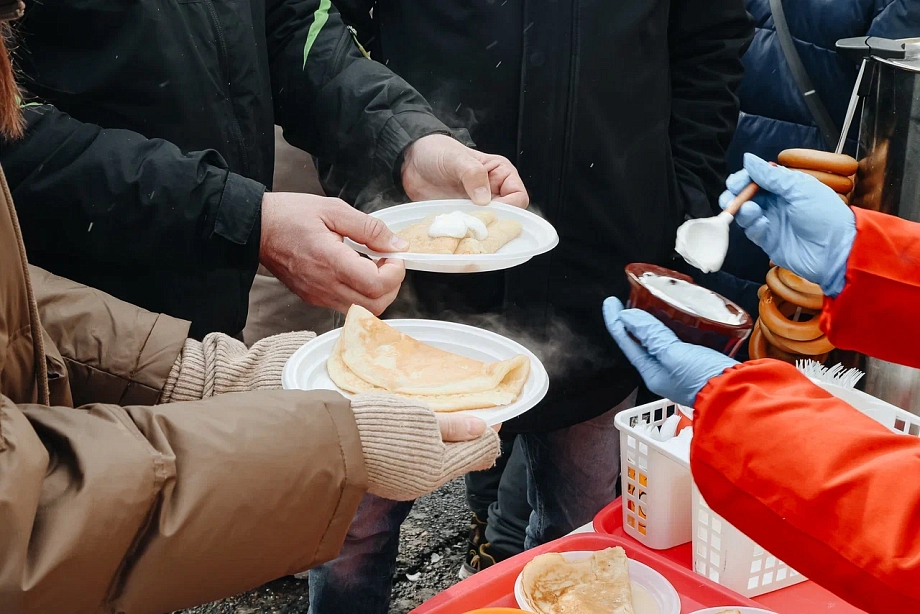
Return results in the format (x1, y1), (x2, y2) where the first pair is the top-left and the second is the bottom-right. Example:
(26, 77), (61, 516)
(428, 211), (489, 240)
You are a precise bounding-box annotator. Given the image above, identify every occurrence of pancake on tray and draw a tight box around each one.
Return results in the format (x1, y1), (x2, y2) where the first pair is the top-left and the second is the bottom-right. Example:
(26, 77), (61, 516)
(521, 547), (636, 614)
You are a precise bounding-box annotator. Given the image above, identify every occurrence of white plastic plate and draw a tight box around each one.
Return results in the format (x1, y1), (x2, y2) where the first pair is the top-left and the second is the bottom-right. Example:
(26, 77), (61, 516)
(281, 319), (549, 427)
(690, 609), (777, 614)
(345, 199), (559, 273)
(513, 551), (680, 614)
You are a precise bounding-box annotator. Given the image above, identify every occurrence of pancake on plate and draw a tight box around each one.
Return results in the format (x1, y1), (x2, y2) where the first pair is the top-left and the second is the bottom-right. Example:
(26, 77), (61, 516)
(397, 210), (522, 254)
(327, 305), (530, 412)
(521, 547), (635, 614)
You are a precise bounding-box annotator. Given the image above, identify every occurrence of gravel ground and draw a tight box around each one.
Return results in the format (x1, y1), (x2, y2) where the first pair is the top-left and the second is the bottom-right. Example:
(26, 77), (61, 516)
(178, 479), (469, 614)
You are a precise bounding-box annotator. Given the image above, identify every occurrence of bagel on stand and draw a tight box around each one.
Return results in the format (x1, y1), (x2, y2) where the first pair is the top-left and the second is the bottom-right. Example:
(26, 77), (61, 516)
(749, 148), (858, 367)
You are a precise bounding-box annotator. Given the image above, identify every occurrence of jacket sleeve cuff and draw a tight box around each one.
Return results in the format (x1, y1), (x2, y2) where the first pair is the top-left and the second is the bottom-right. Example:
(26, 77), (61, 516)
(310, 392), (369, 564)
(695, 361), (760, 413)
(208, 172), (264, 268)
(213, 172), (264, 245)
(818, 208), (920, 368)
(675, 164), (718, 219)
(450, 126), (475, 148)
(375, 110), (453, 187)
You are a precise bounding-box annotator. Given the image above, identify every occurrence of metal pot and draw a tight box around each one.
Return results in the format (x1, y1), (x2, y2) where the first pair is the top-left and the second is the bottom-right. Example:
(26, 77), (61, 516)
(837, 37), (920, 414)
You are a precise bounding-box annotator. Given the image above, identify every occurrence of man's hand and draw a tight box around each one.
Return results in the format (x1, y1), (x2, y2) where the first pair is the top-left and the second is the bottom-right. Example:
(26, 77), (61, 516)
(401, 134), (529, 208)
(260, 193), (407, 315)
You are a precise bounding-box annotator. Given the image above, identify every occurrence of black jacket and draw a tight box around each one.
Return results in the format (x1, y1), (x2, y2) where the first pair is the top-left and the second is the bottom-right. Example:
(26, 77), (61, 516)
(1, 0), (449, 338)
(331, 0), (753, 432)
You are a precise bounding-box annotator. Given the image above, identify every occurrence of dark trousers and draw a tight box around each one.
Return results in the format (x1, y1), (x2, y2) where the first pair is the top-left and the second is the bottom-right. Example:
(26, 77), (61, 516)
(463, 389), (637, 559)
(464, 437), (531, 560)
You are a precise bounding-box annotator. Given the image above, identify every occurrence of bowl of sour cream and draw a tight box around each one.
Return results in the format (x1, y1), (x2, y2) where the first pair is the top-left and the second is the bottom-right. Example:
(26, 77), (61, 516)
(625, 264), (753, 358)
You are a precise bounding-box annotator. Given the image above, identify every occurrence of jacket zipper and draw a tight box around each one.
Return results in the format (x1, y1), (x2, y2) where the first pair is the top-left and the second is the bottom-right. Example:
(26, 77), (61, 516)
(331, 28), (355, 74)
(524, 0), (579, 338)
(202, 0), (250, 177)
(556, 0), (580, 228)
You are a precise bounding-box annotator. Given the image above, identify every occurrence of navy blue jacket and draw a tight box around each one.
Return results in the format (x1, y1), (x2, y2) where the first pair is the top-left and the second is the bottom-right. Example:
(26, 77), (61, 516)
(727, 0), (919, 172)
(700, 0), (919, 326)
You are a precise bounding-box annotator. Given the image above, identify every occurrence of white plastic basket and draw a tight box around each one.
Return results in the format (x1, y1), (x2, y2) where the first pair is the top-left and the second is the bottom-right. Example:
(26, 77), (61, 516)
(691, 483), (805, 596)
(617, 379), (920, 597)
(615, 399), (693, 550)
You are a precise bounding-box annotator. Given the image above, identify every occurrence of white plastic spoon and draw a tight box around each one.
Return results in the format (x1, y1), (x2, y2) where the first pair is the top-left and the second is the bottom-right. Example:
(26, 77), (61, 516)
(675, 181), (760, 273)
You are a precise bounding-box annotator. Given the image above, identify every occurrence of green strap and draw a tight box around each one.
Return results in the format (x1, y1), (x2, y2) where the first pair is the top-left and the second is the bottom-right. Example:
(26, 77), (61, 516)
(303, 0), (332, 69)
(15, 94), (42, 109)
(347, 25), (371, 59)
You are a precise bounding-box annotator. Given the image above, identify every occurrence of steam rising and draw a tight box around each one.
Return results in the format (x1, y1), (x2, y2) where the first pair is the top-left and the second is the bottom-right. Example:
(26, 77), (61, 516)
(448, 310), (601, 381)
(387, 281), (601, 381)
(361, 84), (580, 375)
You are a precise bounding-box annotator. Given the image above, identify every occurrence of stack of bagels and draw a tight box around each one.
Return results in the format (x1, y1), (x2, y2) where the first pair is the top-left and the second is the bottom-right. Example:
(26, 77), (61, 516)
(749, 149), (858, 364)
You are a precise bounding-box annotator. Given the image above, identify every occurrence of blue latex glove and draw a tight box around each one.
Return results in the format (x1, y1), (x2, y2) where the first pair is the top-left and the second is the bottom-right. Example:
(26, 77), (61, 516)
(603, 297), (738, 408)
(718, 153), (856, 297)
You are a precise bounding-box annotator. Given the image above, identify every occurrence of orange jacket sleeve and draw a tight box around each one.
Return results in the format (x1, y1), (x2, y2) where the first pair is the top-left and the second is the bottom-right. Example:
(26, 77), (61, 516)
(693, 361), (920, 613)
(690, 208), (920, 612)
(821, 208), (920, 367)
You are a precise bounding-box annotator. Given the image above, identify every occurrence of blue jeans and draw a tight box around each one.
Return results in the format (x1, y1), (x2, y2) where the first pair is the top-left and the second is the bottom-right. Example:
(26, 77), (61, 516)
(308, 494), (413, 614)
(308, 390), (636, 613)
(468, 437), (531, 560)
(519, 390), (636, 549)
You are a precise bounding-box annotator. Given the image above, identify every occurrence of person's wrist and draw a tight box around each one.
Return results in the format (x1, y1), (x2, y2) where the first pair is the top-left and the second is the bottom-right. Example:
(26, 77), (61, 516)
(706, 354), (740, 381)
(690, 359), (741, 409)
(258, 192), (278, 269)
(396, 132), (453, 192)
(685, 354), (740, 408)
(821, 209), (857, 298)
(395, 142), (414, 192)
(350, 394), (442, 501)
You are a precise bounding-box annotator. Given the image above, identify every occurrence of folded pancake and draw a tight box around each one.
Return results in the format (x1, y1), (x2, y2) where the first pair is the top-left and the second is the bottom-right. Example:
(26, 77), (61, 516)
(327, 305), (530, 412)
(457, 219), (523, 255)
(521, 547), (635, 614)
(328, 337), (529, 411)
(396, 215), (461, 254)
(396, 210), (521, 255)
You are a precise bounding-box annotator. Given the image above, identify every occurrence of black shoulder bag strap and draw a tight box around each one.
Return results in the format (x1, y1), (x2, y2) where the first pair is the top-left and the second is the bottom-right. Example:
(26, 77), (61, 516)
(769, 0), (840, 149)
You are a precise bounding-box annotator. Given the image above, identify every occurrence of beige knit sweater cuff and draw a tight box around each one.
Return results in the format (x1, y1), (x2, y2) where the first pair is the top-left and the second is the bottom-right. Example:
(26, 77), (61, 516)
(160, 337), (499, 502)
(351, 394), (501, 502)
(159, 331), (315, 402)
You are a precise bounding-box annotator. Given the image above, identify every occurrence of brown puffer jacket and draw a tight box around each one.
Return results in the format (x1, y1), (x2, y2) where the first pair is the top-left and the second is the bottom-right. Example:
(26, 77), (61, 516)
(0, 167), (367, 613)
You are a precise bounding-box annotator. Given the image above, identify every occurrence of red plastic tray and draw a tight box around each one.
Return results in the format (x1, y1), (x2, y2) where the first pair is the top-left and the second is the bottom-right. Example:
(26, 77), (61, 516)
(593, 499), (865, 613)
(411, 532), (763, 613)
